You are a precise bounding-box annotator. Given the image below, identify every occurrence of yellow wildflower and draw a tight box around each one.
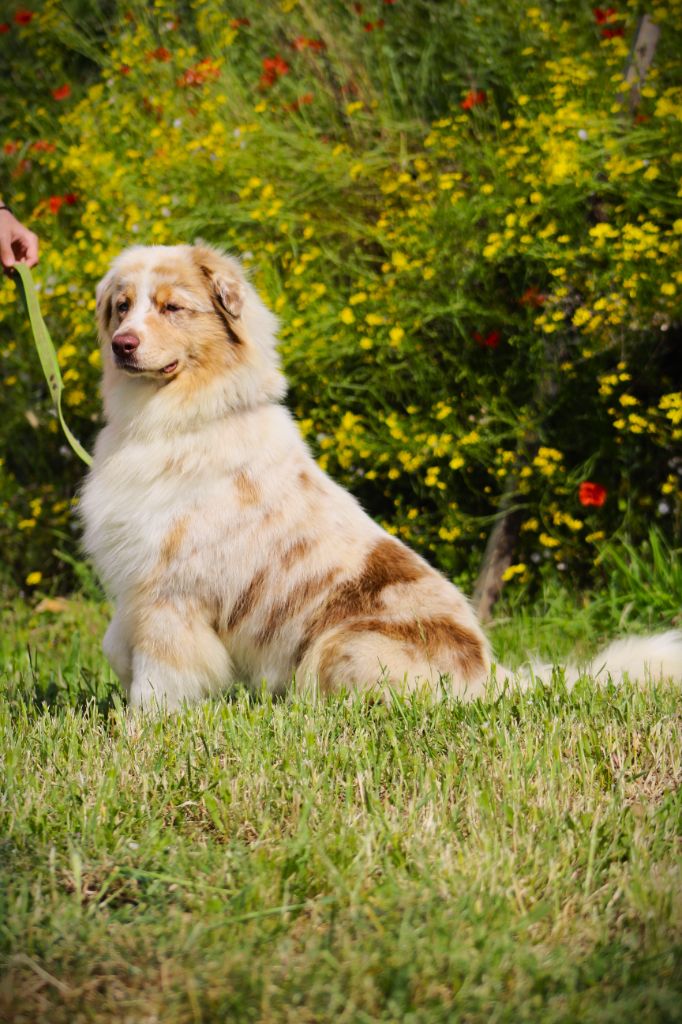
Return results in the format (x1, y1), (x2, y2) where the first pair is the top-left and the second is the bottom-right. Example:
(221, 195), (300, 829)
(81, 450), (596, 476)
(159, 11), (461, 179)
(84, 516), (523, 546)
(502, 563), (527, 581)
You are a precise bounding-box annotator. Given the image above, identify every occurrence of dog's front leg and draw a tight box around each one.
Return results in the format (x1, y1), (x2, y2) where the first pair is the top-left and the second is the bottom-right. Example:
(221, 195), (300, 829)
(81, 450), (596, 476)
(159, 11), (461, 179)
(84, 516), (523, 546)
(103, 607), (133, 693)
(128, 603), (233, 711)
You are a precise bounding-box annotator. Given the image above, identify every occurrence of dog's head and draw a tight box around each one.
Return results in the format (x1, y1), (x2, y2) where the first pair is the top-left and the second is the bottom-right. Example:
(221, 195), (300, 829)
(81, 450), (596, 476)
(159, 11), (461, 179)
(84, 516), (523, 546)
(96, 243), (286, 427)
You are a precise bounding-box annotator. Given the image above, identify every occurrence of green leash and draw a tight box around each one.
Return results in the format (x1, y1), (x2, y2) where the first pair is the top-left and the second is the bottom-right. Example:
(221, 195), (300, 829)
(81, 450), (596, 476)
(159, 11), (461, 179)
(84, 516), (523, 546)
(14, 263), (93, 467)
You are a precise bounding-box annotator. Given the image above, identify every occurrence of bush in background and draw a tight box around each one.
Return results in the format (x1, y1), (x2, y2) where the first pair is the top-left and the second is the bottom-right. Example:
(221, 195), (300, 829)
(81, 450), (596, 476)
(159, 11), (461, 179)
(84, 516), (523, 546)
(1, 0), (680, 595)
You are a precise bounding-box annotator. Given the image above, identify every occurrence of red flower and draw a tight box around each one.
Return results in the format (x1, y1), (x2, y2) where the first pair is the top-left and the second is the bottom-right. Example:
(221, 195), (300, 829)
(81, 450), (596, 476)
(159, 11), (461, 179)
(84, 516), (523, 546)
(14, 9), (34, 25)
(150, 46), (171, 61)
(0, 22), (11, 33)
(352, 2), (364, 12)
(593, 7), (624, 35)
(119, 63), (131, 75)
(473, 329), (501, 349)
(3, 141), (19, 155)
(179, 69), (199, 86)
(578, 481), (607, 507)
(48, 195), (65, 214)
(51, 84), (71, 100)
(284, 92), (315, 112)
(63, 192), (78, 205)
(178, 57), (220, 87)
(259, 54), (290, 89)
(519, 286), (546, 308)
(460, 89), (486, 110)
(30, 140), (56, 153)
(292, 35), (326, 51)
(593, 6), (617, 23)
(230, 17), (250, 28)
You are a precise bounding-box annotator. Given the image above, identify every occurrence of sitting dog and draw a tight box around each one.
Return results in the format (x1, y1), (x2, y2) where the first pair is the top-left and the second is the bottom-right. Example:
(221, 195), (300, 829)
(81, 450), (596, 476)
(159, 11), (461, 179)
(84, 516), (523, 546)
(80, 243), (682, 708)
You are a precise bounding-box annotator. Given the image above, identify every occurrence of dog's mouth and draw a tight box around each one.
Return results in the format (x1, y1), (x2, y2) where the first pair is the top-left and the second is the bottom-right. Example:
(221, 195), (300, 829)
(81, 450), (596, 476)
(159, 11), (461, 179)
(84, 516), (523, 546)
(115, 357), (180, 377)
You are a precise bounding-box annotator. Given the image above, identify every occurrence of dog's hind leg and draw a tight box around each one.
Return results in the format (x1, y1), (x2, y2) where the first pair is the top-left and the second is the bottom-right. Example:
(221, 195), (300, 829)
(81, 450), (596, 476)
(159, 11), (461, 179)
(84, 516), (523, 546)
(298, 623), (491, 700)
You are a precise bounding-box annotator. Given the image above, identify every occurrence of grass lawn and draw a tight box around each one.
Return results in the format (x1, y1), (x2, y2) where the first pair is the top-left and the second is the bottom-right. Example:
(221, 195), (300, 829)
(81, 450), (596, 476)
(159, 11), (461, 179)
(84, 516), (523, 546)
(0, 591), (680, 1023)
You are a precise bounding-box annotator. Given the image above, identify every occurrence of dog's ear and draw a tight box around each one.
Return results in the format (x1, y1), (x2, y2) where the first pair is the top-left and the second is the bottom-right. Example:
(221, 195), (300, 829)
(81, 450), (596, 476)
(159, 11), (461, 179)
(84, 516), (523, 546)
(95, 269), (116, 339)
(193, 243), (245, 320)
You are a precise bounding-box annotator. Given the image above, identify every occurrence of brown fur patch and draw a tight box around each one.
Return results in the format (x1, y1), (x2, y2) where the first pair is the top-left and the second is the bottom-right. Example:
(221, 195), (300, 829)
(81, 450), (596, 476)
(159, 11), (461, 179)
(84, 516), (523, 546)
(293, 538), (428, 664)
(149, 262), (192, 280)
(98, 280), (136, 338)
(195, 260), (244, 344)
(317, 644), (354, 692)
(234, 469), (260, 507)
(162, 452), (190, 476)
(158, 517), (189, 568)
(318, 537), (426, 627)
(132, 600), (188, 669)
(256, 568), (341, 646)
(314, 616), (486, 690)
(359, 538), (427, 594)
(153, 283), (177, 310)
(194, 244), (245, 317)
(97, 287), (114, 335)
(114, 283), (137, 308)
(103, 296), (113, 333)
(281, 536), (313, 569)
(344, 615), (487, 678)
(225, 569), (268, 630)
(168, 312), (245, 405)
(151, 275), (212, 312)
(210, 295), (243, 345)
(102, 283), (139, 339)
(140, 309), (179, 347)
(298, 468), (326, 494)
(132, 517), (189, 610)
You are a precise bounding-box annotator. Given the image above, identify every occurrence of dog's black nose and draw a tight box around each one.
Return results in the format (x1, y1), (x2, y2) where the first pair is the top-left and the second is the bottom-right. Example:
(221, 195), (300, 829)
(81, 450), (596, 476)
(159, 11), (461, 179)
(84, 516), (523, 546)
(112, 333), (140, 358)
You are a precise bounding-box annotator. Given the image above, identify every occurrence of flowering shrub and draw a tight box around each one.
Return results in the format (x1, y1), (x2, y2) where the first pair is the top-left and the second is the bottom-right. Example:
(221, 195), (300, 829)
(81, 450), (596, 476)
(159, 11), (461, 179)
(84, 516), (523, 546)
(0, 0), (680, 593)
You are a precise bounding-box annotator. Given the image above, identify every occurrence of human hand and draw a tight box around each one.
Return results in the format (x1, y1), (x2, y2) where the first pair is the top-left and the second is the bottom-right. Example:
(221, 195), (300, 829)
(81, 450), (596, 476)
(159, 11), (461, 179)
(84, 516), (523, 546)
(0, 206), (39, 273)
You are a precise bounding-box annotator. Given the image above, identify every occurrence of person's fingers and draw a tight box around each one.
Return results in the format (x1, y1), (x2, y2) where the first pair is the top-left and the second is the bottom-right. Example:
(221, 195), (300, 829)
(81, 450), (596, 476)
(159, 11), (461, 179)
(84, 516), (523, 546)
(1, 221), (41, 270)
(15, 230), (39, 268)
(0, 238), (15, 269)
(25, 231), (39, 267)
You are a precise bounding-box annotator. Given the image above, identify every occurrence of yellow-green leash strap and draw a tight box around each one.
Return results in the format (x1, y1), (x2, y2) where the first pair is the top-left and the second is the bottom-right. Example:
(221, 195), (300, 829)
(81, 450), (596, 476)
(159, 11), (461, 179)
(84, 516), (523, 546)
(14, 263), (93, 467)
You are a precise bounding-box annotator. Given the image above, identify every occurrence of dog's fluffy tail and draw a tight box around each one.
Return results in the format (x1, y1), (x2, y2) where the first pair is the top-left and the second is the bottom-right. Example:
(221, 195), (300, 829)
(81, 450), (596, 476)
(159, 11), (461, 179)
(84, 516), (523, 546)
(497, 630), (682, 690)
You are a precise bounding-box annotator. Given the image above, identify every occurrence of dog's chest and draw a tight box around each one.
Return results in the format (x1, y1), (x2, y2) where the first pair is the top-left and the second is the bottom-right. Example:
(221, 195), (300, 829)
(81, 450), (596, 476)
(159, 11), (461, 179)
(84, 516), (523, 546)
(81, 430), (284, 600)
(81, 440), (206, 594)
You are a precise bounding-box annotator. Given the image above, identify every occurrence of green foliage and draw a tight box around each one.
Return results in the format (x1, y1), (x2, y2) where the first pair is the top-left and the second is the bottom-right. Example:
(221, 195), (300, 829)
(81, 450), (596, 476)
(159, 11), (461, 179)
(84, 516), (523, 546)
(492, 527), (682, 664)
(1, 0), (681, 593)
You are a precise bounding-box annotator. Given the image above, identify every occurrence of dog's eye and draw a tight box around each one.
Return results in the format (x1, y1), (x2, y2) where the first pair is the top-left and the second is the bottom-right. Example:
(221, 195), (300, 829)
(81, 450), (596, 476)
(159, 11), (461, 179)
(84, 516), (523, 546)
(116, 300), (129, 315)
(163, 303), (184, 314)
